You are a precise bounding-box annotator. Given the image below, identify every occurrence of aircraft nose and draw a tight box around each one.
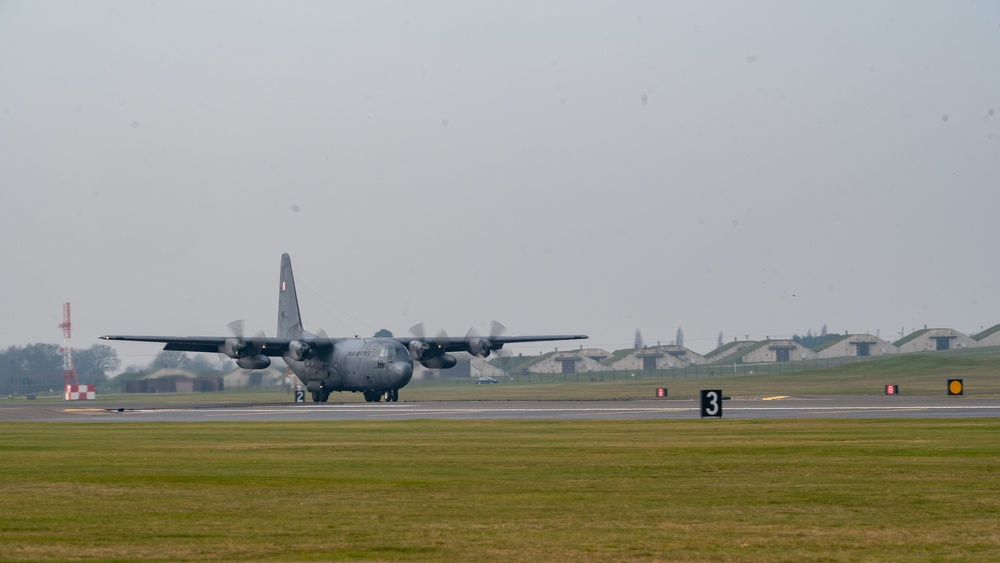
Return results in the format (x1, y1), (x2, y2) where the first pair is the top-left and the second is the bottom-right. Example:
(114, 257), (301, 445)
(391, 359), (413, 384)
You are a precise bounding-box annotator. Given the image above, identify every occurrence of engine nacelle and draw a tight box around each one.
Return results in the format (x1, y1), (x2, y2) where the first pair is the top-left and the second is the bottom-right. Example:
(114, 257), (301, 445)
(288, 340), (312, 361)
(408, 340), (432, 361)
(420, 354), (457, 370)
(222, 337), (251, 359)
(467, 338), (493, 358)
(236, 355), (271, 370)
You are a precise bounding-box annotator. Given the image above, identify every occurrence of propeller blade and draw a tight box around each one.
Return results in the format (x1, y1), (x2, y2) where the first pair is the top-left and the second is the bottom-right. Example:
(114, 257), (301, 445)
(227, 319), (245, 337)
(489, 320), (506, 339)
(219, 320), (246, 369)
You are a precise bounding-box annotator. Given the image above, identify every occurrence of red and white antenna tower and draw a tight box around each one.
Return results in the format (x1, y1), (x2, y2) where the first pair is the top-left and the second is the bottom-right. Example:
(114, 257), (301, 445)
(59, 302), (79, 387)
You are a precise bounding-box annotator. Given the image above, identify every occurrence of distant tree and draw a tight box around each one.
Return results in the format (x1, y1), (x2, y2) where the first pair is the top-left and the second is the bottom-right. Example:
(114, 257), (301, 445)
(185, 354), (217, 374)
(634, 329), (643, 349)
(73, 344), (121, 385)
(676, 327), (685, 348)
(821, 324), (828, 337)
(149, 350), (189, 371)
(717, 332), (724, 348)
(374, 329), (393, 338)
(1, 343), (64, 395)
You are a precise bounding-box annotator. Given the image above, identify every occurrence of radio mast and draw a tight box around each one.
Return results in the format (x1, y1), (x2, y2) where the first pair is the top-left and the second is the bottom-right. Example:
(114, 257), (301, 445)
(59, 302), (79, 387)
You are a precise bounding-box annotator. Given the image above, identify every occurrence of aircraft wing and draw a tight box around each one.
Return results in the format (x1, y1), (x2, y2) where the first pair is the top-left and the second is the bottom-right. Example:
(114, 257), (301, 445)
(101, 333), (588, 360)
(393, 334), (588, 354)
(99, 335), (299, 357)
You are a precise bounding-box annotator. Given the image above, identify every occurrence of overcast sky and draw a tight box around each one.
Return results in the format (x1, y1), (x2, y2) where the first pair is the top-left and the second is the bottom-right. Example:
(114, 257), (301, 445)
(2, 1), (998, 369)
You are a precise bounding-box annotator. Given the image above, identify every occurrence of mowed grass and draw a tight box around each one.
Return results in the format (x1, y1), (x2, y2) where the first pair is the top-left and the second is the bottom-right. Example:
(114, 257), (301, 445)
(402, 354), (1000, 401)
(1, 420), (999, 561)
(19, 353), (998, 404)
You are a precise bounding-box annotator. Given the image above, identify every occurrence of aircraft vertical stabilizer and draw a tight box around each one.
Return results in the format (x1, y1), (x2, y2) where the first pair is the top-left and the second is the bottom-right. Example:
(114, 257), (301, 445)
(277, 253), (304, 338)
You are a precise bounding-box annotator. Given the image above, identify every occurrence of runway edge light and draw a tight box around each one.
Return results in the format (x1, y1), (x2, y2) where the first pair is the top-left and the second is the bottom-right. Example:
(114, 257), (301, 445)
(947, 379), (964, 396)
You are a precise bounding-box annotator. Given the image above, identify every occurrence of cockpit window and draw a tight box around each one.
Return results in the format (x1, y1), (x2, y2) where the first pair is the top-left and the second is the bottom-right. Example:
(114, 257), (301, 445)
(389, 342), (407, 360)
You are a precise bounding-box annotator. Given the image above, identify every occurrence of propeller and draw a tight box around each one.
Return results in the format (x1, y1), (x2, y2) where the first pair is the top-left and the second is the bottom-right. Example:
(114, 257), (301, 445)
(408, 323), (449, 377)
(219, 320), (268, 369)
(216, 320), (245, 369)
(466, 321), (512, 368)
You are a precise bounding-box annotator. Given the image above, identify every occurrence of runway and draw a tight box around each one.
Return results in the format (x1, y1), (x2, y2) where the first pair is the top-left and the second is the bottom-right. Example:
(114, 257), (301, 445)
(2, 396), (999, 422)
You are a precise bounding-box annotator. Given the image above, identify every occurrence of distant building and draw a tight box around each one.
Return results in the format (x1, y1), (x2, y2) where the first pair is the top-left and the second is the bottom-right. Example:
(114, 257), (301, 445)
(222, 367), (287, 388)
(814, 334), (898, 359)
(704, 340), (761, 364)
(512, 349), (610, 374)
(603, 345), (707, 371)
(738, 340), (817, 363)
(469, 357), (506, 378)
(894, 328), (977, 353)
(973, 325), (1000, 347)
(120, 369), (224, 393)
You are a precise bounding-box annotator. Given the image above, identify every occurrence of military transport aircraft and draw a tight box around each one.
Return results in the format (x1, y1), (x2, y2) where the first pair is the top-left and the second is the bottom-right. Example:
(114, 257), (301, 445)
(102, 254), (587, 403)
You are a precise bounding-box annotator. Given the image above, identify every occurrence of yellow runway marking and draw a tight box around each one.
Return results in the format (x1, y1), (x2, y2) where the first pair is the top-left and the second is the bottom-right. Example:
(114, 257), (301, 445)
(762, 396), (790, 401)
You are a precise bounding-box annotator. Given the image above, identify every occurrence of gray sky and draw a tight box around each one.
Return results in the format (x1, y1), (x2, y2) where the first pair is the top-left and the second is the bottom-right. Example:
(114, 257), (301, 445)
(2, 1), (998, 369)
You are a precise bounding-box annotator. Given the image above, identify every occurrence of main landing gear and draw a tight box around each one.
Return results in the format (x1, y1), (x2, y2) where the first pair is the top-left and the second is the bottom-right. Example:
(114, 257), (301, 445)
(311, 389), (330, 403)
(363, 389), (398, 403)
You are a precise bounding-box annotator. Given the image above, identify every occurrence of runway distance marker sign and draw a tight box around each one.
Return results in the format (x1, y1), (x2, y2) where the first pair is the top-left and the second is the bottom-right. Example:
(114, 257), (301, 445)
(700, 390), (723, 418)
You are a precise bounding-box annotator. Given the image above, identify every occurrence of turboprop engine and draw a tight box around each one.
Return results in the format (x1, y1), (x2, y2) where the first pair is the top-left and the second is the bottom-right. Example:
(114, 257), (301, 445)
(236, 355), (271, 370)
(408, 340), (431, 361)
(222, 337), (251, 358)
(467, 337), (494, 358)
(288, 340), (312, 361)
(407, 340), (456, 369)
(420, 354), (457, 370)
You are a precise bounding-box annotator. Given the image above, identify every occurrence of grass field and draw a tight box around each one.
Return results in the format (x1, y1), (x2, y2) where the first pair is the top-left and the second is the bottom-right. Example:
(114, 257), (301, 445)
(2, 419), (999, 561)
(15, 353), (1000, 405)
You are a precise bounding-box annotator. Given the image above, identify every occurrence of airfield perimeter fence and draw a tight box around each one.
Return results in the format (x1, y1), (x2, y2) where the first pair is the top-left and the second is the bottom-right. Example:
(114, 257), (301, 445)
(459, 356), (876, 385)
(446, 346), (1000, 386)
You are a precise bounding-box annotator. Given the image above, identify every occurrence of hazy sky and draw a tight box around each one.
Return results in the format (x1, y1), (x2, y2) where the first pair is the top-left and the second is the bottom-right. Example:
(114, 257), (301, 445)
(2, 1), (998, 369)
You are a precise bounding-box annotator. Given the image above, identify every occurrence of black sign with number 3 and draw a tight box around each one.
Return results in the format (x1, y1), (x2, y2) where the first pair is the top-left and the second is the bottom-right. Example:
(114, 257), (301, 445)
(700, 389), (723, 418)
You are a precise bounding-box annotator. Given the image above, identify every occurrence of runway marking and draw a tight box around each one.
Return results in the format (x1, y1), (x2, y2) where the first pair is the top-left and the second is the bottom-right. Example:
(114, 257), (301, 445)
(762, 396), (790, 401)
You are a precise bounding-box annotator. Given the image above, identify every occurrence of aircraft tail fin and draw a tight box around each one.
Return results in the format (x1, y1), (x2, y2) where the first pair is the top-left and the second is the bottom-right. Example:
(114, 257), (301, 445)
(277, 253), (304, 338)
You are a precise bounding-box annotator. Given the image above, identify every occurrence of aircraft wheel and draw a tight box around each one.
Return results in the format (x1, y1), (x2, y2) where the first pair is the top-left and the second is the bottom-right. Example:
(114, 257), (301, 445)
(311, 392), (321, 403)
(320, 390), (330, 403)
(390, 389), (399, 402)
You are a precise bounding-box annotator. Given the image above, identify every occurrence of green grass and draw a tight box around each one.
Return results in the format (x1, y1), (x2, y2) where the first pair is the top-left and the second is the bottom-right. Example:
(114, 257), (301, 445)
(11, 353), (999, 405)
(1, 420), (998, 561)
(404, 354), (1000, 401)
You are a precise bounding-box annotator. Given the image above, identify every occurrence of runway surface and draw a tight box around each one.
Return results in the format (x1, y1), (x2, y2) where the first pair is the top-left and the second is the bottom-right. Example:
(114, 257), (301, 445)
(2, 396), (1000, 422)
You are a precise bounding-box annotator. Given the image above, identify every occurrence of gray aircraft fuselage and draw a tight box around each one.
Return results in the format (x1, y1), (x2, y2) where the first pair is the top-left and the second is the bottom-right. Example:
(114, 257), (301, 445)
(288, 337), (412, 396)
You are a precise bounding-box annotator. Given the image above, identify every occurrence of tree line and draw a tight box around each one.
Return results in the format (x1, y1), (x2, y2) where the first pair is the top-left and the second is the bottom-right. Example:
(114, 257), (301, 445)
(1, 344), (120, 396)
